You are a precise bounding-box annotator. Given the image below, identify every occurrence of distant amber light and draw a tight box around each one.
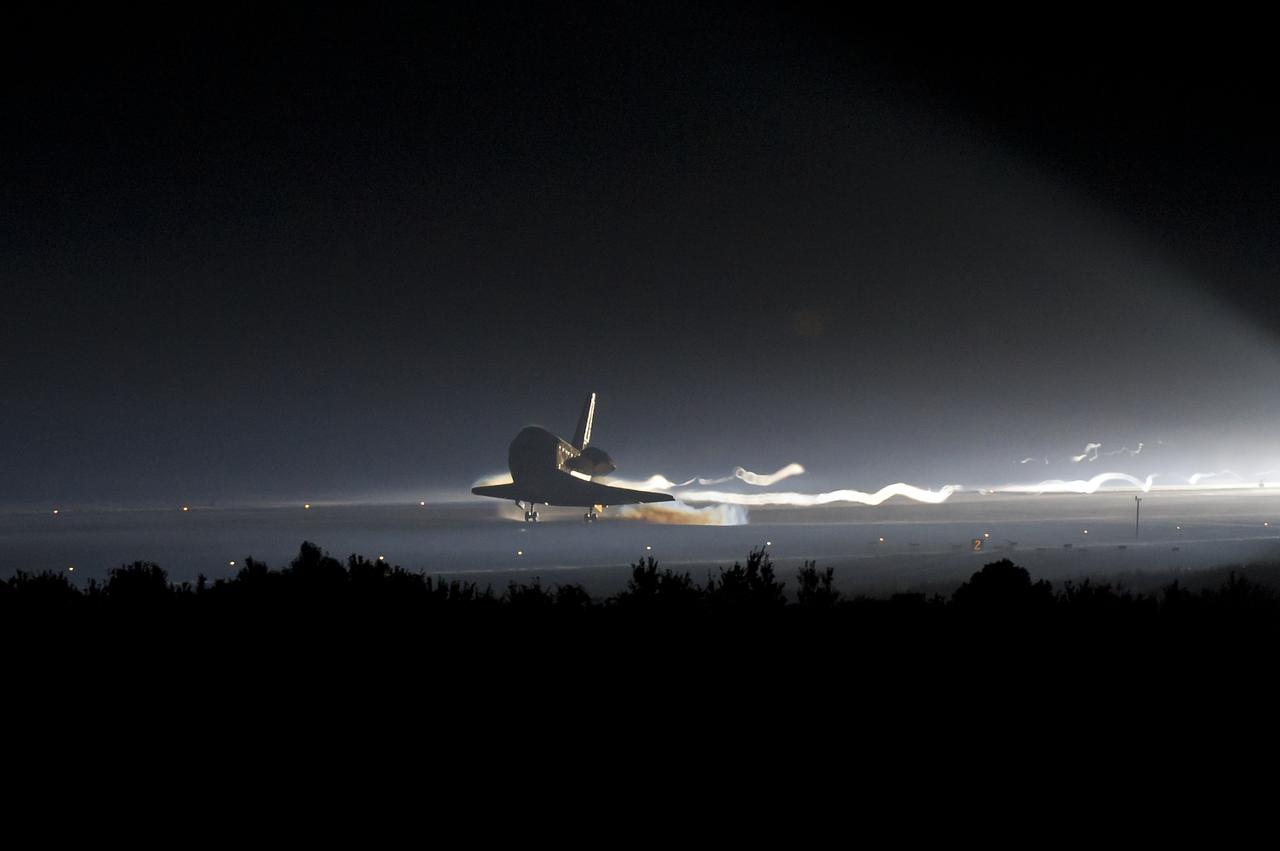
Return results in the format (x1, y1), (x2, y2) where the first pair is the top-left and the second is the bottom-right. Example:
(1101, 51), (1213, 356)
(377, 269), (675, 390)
(182, 506), (190, 512)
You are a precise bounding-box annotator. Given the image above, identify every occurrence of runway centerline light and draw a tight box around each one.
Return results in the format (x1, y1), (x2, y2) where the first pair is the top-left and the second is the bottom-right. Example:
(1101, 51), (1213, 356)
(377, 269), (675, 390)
(645, 545), (651, 551)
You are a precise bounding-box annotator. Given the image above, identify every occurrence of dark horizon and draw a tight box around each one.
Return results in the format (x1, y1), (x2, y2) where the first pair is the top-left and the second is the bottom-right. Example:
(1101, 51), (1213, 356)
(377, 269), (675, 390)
(5, 6), (1280, 508)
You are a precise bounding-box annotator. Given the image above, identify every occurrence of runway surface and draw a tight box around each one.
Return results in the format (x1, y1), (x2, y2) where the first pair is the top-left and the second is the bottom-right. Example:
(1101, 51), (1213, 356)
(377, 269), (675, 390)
(4, 490), (1279, 596)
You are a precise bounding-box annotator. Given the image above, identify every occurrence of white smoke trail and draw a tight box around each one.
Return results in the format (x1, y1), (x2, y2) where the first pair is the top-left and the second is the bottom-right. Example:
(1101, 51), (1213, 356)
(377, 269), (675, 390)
(608, 474), (691, 490)
(1070, 443), (1102, 463)
(996, 472), (1157, 494)
(613, 502), (748, 525)
(675, 483), (958, 506)
(1102, 442), (1145, 457)
(696, 463), (806, 486)
(1186, 470), (1242, 485)
(609, 463), (807, 491)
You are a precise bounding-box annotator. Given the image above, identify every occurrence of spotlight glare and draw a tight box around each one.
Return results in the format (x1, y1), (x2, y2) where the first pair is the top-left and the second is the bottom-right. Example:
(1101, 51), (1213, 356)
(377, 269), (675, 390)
(304, 503), (311, 510)
(229, 560), (236, 567)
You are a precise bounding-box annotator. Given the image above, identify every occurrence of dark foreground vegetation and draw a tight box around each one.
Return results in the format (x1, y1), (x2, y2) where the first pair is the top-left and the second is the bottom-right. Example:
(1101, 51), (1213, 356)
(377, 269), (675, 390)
(6, 542), (1279, 720)
(5, 540), (1280, 627)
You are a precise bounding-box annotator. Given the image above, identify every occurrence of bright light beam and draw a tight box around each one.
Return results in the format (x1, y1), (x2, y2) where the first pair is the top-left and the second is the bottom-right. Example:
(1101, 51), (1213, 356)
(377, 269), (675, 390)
(675, 482), (958, 506)
(995, 472), (1157, 494)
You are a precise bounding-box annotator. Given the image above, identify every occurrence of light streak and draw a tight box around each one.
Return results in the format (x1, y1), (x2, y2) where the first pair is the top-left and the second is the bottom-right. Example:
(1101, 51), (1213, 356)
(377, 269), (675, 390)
(1102, 442), (1144, 457)
(995, 472), (1157, 494)
(609, 463), (807, 491)
(614, 502), (748, 525)
(675, 482), (958, 506)
(1070, 443), (1102, 463)
(694, 463), (806, 486)
(1186, 470), (1242, 485)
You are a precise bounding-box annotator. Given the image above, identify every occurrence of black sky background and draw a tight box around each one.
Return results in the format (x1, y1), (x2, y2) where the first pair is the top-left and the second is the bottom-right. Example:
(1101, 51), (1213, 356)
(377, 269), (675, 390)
(4, 4), (1279, 505)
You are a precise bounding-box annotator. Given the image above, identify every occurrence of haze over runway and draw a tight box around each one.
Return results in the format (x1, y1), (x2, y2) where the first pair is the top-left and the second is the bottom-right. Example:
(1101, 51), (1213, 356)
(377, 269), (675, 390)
(4, 6), (1279, 575)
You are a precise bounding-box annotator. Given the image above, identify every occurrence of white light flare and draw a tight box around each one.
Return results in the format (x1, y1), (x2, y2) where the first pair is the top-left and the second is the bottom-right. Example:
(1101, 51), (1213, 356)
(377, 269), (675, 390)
(608, 463), (807, 492)
(995, 473), (1157, 494)
(614, 502), (748, 525)
(1070, 443), (1102, 463)
(674, 482), (958, 507)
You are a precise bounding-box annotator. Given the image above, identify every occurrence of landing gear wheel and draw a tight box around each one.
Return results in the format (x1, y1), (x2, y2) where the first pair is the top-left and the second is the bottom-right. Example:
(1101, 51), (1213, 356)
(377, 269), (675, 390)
(584, 511), (597, 523)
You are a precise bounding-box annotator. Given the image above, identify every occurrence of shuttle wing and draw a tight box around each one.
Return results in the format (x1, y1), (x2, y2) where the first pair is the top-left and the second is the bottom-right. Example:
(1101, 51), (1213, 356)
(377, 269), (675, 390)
(552, 476), (674, 506)
(471, 475), (673, 507)
(470, 483), (523, 500)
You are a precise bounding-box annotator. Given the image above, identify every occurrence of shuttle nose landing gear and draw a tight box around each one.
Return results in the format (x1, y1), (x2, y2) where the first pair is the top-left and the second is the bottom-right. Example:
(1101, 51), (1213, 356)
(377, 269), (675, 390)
(584, 504), (603, 523)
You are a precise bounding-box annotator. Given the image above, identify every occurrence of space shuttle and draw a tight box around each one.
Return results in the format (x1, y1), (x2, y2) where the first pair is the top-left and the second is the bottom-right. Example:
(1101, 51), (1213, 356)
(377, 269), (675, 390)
(471, 393), (674, 522)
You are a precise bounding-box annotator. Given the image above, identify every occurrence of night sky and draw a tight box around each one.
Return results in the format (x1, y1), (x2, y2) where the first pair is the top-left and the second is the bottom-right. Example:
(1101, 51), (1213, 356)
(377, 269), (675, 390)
(5, 5), (1279, 507)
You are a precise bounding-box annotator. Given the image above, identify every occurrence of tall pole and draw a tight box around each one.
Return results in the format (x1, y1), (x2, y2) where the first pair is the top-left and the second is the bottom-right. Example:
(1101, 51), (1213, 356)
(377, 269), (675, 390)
(1135, 495), (1142, 539)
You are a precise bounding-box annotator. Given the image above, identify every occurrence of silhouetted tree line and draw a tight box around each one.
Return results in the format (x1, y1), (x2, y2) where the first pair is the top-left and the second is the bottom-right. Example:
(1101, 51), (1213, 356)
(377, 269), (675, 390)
(3, 542), (1279, 625)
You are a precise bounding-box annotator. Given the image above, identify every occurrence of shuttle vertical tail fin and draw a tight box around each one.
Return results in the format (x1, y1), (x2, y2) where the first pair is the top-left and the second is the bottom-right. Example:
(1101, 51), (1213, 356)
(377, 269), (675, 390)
(572, 392), (596, 449)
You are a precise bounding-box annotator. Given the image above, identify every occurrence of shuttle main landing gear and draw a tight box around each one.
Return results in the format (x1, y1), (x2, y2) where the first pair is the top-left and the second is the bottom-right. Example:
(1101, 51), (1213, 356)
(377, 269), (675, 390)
(518, 501), (540, 523)
(584, 504), (602, 523)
